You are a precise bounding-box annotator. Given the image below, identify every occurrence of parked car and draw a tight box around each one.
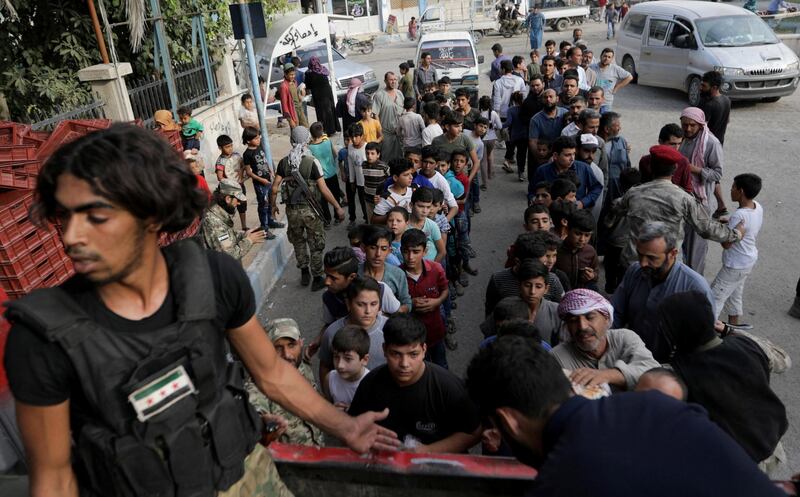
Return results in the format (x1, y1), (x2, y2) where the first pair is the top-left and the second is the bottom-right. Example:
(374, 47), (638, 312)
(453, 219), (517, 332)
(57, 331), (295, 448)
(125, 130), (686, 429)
(617, 0), (800, 104)
(414, 31), (484, 103)
(258, 42), (379, 100)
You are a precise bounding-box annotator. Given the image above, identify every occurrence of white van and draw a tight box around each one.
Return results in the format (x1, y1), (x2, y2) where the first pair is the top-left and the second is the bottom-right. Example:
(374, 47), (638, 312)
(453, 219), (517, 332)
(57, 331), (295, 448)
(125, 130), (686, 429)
(617, 1), (800, 104)
(414, 32), (484, 100)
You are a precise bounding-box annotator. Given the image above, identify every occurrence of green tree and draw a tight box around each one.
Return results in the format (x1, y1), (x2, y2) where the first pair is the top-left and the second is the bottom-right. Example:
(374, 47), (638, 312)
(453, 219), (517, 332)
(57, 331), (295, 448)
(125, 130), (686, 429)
(0, 0), (288, 123)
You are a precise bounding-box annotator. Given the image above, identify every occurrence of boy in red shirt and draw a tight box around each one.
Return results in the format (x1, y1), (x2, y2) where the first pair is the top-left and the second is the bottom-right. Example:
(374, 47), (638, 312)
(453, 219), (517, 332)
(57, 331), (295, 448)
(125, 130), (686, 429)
(401, 228), (449, 369)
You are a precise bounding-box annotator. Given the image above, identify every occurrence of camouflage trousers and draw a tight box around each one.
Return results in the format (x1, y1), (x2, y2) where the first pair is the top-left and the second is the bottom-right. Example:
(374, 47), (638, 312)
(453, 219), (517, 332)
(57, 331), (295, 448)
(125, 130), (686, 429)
(286, 205), (326, 276)
(218, 444), (294, 497)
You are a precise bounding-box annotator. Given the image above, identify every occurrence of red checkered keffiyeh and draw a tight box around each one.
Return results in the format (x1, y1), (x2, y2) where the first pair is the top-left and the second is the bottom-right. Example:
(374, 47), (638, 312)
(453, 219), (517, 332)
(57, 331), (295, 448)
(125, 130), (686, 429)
(557, 289), (614, 323)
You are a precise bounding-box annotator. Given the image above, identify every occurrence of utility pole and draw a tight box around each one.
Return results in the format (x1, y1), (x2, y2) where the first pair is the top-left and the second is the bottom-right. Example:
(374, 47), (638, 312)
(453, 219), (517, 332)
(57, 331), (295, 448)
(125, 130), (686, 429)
(87, 0), (110, 64)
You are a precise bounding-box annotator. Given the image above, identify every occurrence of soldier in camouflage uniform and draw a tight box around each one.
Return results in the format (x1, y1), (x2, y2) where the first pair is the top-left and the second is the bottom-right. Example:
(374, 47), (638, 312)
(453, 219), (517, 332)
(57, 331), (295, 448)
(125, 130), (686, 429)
(202, 179), (266, 262)
(610, 145), (741, 269)
(247, 318), (324, 446)
(270, 126), (345, 291)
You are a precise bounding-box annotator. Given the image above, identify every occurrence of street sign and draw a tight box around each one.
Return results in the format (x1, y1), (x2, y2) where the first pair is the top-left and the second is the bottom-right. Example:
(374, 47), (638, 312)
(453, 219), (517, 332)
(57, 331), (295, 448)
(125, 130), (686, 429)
(230, 3), (267, 39)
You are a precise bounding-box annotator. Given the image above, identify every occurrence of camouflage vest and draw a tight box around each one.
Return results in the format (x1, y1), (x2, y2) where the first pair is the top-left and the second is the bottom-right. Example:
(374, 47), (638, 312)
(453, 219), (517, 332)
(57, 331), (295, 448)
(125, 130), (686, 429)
(280, 155), (320, 206)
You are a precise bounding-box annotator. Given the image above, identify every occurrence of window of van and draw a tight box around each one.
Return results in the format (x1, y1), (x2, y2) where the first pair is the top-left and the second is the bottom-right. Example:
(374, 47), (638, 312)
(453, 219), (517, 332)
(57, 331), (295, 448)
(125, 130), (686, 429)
(696, 15), (779, 47)
(420, 40), (476, 68)
(647, 19), (671, 46)
(624, 14), (646, 35)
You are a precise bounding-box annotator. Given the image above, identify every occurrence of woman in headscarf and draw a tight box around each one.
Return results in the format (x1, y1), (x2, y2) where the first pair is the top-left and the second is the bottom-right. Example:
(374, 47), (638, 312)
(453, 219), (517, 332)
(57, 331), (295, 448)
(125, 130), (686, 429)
(153, 109), (181, 132)
(658, 291), (788, 471)
(303, 56), (340, 136)
(336, 77), (369, 135)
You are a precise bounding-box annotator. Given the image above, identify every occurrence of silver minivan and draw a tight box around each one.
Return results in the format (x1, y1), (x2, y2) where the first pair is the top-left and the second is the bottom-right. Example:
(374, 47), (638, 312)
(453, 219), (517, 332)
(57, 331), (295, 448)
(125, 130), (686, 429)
(617, 1), (800, 104)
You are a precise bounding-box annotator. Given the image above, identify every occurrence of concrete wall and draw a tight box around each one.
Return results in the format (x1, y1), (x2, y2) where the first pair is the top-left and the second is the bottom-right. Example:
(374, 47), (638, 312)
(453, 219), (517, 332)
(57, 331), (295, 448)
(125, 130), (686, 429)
(191, 91), (246, 177)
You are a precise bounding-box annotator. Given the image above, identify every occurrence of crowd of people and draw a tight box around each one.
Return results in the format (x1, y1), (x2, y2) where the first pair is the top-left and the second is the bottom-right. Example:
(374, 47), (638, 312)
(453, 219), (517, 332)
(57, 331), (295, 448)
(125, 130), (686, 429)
(4, 21), (800, 497)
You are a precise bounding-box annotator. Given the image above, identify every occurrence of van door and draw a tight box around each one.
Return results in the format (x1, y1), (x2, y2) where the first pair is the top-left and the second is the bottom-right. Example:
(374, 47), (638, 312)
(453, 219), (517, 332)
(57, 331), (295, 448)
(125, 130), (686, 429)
(638, 17), (675, 87)
(638, 17), (691, 90)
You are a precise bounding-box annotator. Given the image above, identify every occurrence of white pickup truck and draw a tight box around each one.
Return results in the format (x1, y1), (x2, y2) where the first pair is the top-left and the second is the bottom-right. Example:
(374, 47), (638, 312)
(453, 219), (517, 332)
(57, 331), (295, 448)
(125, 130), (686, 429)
(418, 2), (590, 43)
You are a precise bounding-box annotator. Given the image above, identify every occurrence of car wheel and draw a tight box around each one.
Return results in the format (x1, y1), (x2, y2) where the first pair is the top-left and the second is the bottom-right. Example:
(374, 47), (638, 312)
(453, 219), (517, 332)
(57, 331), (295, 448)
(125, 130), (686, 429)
(555, 18), (569, 31)
(621, 55), (637, 84)
(762, 96), (781, 103)
(687, 76), (702, 106)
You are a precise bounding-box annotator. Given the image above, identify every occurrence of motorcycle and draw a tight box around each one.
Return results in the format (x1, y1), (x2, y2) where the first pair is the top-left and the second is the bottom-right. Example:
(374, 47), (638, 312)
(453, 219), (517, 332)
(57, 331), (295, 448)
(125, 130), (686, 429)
(499, 17), (528, 37)
(340, 36), (375, 55)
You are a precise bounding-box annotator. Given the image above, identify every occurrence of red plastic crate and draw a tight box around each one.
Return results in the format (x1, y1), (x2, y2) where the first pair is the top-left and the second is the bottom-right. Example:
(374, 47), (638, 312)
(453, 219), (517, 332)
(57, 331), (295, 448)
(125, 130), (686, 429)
(0, 145), (38, 163)
(0, 123), (31, 146)
(0, 233), (62, 278)
(0, 190), (35, 228)
(0, 162), (38, 189)
(36, 119), (113, 161)
(0, 227), (56, 263)
(0, 242), (71, 296)
(0, 216), (36, 247)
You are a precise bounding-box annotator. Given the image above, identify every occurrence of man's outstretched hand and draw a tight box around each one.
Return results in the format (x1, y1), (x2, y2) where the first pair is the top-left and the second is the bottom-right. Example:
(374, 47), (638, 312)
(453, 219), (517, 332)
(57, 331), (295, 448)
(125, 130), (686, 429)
(343, 408), (401, 453)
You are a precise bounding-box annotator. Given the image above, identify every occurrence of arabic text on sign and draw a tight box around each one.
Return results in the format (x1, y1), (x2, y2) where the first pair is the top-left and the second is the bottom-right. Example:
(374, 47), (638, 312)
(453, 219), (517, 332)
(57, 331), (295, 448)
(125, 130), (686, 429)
(279, 23), (321, 50)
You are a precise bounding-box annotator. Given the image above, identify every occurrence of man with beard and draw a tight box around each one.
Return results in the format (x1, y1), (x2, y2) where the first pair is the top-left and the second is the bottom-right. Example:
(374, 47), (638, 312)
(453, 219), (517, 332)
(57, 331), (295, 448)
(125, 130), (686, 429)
(586, 86), (607, 114)
(203, 178), (267, 261)
(598, 111), (631, 210)
(553, 289), (659, 392)
(611, 221), (716, 362)
(247, 318), (324, 446)
(465, 335), (787, 497)
(3, 124), (399, 497)
(557, 72), (583, 108)
(372, 72), (406, 162)
(521, 75), (545, 124)
(581, 48), (597, 88)
(415, 52), (436, 97)
(559, 96), (586, 138)
(657, 291), (788, 474)
(575, 109), (608, 179)
(611, 145), (740, 269)
(590, 48), (632, 111)
(699, 70), (732, 219)
(540, 55), (563, 92)
(679, 106), (724, 275)
(528, 89), (568, 154)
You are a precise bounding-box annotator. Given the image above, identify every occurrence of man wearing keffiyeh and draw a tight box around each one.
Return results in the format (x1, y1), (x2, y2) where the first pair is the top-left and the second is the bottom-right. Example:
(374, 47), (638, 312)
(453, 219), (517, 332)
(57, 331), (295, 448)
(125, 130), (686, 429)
(551, 289), (659, 391)
(679, 106), (724, 276)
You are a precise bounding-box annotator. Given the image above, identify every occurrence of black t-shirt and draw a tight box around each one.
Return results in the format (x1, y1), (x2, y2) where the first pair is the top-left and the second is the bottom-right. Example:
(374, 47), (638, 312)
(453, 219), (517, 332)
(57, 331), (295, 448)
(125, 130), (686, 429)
(699, 95), (731, 145)
(242, 147), (272, 180)
(4, 250), (255, 408)
(348, 363), (480, 446)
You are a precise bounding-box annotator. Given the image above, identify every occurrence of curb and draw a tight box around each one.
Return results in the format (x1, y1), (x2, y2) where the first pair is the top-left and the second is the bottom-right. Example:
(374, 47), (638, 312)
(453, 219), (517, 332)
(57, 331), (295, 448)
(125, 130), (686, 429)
(245, 230), (295, 313)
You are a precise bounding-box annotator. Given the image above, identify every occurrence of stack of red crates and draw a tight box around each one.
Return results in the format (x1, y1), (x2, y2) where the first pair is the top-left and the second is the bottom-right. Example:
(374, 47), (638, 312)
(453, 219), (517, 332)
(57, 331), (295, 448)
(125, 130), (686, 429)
(0, 120), (190, 300)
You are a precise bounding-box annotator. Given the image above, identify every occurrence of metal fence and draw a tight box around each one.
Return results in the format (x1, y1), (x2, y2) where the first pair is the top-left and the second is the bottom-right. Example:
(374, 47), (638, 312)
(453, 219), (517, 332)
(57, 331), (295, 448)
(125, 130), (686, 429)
(128, 60), (220, 127)
(30, 99), (106, 131)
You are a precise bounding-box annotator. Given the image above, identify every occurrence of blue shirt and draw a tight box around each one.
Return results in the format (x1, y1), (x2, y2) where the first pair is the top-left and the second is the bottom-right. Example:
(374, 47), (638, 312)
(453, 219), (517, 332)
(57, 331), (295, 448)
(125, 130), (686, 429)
(529, 108), (568, 143)
(526, 12), (545, 31)
(611, 261), (715, 362)
(531, 392), (784, 497)
(490, 55), (512, 82)
(382, 172), (435, 191)
(531, 160), (603, 208)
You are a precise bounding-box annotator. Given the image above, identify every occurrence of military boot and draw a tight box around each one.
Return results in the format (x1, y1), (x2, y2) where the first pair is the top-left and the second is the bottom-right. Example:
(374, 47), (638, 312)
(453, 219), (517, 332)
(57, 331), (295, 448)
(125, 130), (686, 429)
(300, 268), (311, 286)
(311, 276), (326, 292)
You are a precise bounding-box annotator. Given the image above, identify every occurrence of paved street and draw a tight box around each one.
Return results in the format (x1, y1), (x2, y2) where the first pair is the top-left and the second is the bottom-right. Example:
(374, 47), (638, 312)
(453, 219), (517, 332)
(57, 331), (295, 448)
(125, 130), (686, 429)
(260, 21), (800, 477)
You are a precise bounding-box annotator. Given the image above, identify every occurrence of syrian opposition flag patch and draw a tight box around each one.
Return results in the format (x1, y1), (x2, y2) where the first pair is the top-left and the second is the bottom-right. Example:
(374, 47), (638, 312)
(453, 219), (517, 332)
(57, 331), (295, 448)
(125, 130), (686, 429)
(128, 365), (197, 423)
